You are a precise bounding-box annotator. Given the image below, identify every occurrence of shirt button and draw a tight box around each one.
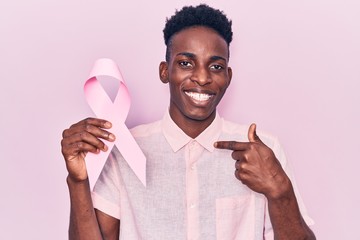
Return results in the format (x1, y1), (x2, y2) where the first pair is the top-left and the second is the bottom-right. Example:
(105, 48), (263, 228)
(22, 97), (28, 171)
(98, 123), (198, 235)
(190, 203), (196, 209)
(190, 164), (195, 170)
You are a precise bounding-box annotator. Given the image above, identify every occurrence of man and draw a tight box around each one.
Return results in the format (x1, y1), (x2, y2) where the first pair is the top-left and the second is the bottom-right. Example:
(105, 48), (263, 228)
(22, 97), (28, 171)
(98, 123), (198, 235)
(61, 4), (315, 240)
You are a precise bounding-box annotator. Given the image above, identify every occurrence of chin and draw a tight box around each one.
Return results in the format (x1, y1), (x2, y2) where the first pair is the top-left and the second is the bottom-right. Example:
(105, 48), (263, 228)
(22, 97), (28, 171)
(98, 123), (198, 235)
(184, 108), (215, 122)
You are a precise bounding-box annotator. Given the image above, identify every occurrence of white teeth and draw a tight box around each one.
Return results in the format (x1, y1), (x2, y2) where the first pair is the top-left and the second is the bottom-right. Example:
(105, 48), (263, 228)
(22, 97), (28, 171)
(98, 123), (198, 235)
(185, 91), (212, 101)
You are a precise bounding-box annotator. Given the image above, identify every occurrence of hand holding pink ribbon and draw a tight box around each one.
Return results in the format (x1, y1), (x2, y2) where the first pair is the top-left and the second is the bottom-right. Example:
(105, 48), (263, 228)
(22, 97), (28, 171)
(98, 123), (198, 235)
(84, 58), (146, 190)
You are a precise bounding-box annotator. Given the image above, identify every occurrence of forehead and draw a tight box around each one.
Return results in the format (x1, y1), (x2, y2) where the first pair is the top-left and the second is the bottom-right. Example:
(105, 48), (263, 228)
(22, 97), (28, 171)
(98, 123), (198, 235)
(169, 26), (229, 60)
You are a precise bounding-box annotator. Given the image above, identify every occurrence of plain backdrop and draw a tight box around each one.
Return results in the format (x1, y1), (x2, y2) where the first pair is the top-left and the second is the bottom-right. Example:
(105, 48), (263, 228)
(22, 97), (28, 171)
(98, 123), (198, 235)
(1, 0), (359, 239)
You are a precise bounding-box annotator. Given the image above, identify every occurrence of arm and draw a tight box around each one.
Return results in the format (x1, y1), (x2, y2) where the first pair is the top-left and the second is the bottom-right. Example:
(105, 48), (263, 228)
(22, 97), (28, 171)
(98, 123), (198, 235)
(67, 177), (102, 240)
(214, 124), (315, 240)
(61, 118), (119, 240)
(266, 180), (315, 240)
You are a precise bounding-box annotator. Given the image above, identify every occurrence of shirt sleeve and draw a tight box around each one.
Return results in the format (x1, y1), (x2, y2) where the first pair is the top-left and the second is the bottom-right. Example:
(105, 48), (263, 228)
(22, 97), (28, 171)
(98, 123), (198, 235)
(264, 138), (315, 239)
(91, 149), (122, 220)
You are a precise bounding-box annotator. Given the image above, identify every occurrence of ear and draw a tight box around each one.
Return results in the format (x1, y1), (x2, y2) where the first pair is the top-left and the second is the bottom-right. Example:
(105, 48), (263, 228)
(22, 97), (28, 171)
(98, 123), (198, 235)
(159, 61), (169, 83)
(227, 66), (232, 87)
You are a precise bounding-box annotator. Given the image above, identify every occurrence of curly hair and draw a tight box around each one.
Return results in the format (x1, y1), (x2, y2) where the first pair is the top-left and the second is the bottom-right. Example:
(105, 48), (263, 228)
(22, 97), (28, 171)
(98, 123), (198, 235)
(163, 4), (233, 61)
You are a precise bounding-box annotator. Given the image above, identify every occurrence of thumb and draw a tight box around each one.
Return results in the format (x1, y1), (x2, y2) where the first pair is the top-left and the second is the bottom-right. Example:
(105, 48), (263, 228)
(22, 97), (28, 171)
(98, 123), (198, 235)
(248, 123), (261, 143)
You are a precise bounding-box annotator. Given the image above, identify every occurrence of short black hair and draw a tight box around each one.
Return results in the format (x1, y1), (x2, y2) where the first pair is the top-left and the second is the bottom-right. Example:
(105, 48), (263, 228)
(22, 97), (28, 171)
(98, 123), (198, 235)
(163, 4), (233, 61)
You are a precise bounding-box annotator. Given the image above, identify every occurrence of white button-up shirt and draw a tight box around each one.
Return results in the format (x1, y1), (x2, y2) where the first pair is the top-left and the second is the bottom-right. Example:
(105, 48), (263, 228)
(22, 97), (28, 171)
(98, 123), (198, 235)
(92, 111), (313, 239)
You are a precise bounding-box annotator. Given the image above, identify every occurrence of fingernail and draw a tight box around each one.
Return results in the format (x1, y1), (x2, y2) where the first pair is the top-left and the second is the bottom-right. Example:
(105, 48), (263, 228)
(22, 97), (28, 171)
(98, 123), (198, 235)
(104, 122), (112, 128)
(103, 145), (108, 151)
(108, 134), (115, 141)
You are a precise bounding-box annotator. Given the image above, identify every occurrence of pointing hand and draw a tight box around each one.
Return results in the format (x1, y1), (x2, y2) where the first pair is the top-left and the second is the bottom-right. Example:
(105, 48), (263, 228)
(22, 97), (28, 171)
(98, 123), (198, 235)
(214, 124), (290, 199)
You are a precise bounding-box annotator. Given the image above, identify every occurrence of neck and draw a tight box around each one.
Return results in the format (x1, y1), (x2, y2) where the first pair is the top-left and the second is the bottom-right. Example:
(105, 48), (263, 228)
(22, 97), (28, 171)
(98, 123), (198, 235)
(169, 109), (216, 139)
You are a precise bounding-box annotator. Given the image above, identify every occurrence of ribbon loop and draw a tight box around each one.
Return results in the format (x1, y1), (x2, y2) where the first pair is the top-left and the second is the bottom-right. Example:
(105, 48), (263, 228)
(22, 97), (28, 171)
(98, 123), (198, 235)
(84, 58), (147, 190)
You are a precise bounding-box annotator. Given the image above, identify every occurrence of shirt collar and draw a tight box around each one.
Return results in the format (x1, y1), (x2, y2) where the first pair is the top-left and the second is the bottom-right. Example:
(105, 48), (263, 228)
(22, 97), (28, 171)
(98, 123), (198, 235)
(161, 110), (222, 153)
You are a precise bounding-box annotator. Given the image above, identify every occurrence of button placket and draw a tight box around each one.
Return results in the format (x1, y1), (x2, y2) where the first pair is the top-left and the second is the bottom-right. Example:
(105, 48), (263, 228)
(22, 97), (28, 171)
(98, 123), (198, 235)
(186, 140), (201, 239)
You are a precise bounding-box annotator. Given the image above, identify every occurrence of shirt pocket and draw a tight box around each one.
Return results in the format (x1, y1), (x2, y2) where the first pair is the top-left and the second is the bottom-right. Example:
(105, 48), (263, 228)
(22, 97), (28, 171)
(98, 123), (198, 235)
(216, 194), (255, 240)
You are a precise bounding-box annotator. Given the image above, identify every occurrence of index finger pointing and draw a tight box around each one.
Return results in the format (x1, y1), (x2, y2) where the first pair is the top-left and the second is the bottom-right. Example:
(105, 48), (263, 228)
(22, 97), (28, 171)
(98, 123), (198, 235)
(214, 141), (249, 151)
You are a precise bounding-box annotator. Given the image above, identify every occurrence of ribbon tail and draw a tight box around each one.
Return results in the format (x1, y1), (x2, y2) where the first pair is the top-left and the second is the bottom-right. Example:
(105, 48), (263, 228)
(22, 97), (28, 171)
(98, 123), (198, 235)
(85, 142), (115, 191)
(116, 123), (147, 186)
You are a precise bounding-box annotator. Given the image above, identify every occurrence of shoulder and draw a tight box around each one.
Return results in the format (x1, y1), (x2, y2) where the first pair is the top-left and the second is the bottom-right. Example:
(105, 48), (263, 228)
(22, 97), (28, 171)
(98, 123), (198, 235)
(129, 120), (162, 138)
(221, 118), (248, 135)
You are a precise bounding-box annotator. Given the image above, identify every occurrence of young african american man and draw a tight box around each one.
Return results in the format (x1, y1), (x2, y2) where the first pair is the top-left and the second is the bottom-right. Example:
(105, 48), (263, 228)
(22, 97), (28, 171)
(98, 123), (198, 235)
(61, 4), (316, 240)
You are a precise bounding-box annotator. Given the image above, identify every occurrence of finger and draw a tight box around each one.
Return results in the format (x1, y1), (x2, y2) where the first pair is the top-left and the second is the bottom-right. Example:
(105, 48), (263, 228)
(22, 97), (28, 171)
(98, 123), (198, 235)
(248, 123), (262, 143)
(234, 168), (248, 183)
(80, 117), (112, 129)
(235, 160), (245, 170)
(235, 158), (251, 174)
(80, 123), (116, 141)
(231, 151), (248, 162)
(62, 131), (109, 152)
(63, 118), (112, 138)
(63, 122), (116, 142)
(62, 141), (100, 161)
(214, 141), (250, 151)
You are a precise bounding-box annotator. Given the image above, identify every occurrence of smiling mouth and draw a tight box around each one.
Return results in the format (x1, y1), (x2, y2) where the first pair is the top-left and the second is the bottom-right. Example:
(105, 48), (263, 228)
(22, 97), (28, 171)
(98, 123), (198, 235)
(185, 91), (214, 101)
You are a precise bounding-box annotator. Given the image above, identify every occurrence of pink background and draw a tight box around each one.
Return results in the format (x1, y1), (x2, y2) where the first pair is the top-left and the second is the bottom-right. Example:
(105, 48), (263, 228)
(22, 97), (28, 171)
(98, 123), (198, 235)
(1, 0), (359, 239)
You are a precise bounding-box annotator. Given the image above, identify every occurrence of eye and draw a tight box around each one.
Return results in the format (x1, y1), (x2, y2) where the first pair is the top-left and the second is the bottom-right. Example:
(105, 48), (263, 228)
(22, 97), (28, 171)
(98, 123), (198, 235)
(210, 64), (224, 70)
(179, 61), (193, 68)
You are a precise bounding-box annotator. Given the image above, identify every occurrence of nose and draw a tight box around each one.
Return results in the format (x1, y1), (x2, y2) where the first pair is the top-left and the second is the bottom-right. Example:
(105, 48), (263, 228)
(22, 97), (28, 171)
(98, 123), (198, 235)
(190, 66), (212, 86)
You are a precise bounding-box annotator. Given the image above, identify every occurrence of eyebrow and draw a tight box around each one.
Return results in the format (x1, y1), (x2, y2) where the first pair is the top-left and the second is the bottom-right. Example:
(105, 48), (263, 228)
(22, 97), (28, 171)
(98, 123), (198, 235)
(176, 52), (196, 58)
(210, 55), (227, 62)
(176, 52), (227, 62)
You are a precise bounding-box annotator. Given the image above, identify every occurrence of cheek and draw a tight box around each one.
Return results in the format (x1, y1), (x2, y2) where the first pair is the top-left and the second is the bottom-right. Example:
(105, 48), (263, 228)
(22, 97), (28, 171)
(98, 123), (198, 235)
(168, 81), (184, 102)
(215, 78), (230, 93)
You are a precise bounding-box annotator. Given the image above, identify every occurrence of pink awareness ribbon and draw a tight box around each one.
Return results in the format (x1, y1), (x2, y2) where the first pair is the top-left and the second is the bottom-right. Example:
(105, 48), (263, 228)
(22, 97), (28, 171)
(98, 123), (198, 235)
(84, 58), (146, 190)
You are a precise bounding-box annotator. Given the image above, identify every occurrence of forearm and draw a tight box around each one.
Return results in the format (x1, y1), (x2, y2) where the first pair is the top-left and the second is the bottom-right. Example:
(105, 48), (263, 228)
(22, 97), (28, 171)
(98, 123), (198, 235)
(267, 179), (316, 240)
(67, 176), (102, 240)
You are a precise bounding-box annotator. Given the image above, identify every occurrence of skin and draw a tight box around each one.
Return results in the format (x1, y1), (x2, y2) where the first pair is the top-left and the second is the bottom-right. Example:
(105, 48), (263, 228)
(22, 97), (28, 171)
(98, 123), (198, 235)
(159, 26), (232, 138)
(62, 118), (119, 240)
(61, 26), (315, 239)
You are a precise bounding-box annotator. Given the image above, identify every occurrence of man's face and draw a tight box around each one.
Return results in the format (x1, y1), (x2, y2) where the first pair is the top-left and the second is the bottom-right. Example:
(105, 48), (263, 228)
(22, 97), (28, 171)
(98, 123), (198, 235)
(160, 26), (232, 127)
